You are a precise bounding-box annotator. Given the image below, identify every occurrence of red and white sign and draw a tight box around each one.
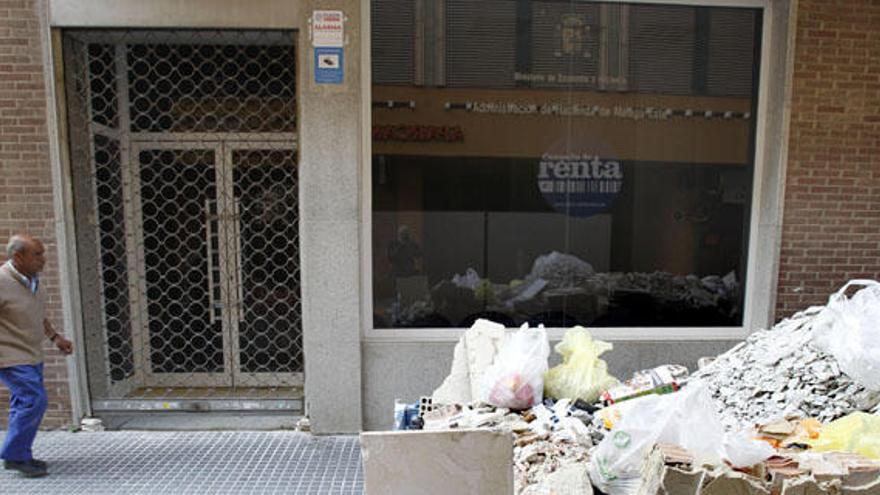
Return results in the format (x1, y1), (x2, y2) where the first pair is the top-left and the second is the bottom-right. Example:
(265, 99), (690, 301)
(312, 10), (344, 47)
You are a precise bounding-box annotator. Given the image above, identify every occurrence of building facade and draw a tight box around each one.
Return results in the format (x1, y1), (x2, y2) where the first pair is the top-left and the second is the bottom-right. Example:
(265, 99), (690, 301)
(0, 0), (877, 434)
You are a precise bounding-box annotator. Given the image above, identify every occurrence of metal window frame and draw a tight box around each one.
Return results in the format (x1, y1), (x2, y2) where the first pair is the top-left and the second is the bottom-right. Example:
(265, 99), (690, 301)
(362, 0), (787, 343)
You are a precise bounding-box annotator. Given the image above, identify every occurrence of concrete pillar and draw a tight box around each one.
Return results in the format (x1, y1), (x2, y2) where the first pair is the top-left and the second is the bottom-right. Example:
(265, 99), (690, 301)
(298, 0), (365, 433)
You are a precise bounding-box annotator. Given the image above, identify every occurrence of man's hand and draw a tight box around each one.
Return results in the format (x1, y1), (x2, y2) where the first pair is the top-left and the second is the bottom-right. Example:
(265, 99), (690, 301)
(54, 335), (73, 355)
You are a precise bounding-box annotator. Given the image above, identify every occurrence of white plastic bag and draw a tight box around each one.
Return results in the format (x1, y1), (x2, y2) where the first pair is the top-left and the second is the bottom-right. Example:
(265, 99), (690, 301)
(588, 384), (720, 494)
(587, 383), (774, 494)
(452, 268), (481, 290)
(722, 429), (777, 468)
(480, 324), (550, 410)
(811, 279), (880, 391)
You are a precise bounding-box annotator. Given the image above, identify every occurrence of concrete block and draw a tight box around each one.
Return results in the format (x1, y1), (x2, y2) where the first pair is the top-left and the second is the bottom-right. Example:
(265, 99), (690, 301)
(360, 429), (514, 495)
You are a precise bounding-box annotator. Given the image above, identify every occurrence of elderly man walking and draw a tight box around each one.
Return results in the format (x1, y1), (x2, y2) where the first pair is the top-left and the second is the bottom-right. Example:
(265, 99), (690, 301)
(0, 235), (73, 477)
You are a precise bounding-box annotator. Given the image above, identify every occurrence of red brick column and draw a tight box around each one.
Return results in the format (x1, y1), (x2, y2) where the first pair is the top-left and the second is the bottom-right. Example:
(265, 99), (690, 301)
(777, 0), (880, 319)
(0, 0), (73, 429)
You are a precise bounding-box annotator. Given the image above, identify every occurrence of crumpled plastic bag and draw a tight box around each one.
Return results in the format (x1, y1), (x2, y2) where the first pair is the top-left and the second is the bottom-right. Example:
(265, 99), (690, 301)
(588, 383), (775, 495)
(479, 324), (550, 410)
(812, 279), (880, 391)
(807, 412), (880, 460)
(451, 267), (481, 290)
(543, 327), (618, 403)
(722, 429), (777, 468)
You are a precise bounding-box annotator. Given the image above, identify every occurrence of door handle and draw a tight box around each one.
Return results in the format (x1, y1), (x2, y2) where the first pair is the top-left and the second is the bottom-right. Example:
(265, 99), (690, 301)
(206, 198), (222, 325)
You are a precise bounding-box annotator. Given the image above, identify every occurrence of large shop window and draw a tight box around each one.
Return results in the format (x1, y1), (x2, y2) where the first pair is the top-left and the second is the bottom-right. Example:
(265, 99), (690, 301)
(371, 1), (762, 330)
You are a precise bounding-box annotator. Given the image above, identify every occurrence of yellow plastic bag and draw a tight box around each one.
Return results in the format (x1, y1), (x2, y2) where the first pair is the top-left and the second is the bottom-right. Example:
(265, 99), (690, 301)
(807, 412), (880, 459)
(543, 327), (618, 402)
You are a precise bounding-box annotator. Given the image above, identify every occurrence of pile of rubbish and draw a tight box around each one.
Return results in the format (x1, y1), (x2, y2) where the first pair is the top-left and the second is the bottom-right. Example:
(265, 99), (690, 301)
(412, 400), (597, 493)
(385, 280), (880, 494)
(641, 442), (880, 494)
(390, 251), (740, 327)
(692, 305), (880, 429)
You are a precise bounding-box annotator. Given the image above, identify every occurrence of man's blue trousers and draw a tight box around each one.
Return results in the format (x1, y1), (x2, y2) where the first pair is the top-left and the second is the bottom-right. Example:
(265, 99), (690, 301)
(0, 363), (47, 462)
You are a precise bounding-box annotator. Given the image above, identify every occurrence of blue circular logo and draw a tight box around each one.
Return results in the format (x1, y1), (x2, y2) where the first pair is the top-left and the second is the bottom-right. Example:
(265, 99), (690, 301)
(537, 140), (623, 217)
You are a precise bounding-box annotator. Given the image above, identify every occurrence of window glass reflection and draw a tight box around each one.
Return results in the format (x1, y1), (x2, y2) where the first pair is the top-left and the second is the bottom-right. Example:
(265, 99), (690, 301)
(371, 1), (761, 329)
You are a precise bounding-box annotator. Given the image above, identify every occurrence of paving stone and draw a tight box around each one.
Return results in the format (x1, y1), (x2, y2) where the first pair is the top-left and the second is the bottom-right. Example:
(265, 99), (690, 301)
(0, 430), (363, 494)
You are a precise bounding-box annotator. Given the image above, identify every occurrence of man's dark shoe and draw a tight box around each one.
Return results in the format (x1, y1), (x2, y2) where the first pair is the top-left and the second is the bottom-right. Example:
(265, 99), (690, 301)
(3, 459), (47, 469)
(3, 460), (48, 477)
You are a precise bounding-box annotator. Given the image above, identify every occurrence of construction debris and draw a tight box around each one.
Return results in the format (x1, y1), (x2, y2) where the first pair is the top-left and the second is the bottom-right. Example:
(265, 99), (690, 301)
(432, 319), (508, 405)
(691, 306), (880, 429)
(295, 417), (310, 432)
(519, 461), (593, 495)
(600, 364), (688, 406)
(418, 395), (602, 493)
(529, 251), (595, 289)
(638, 443), (880, 495)
(393, 250), (741, 328)
(80, 417), (104, 432)
(378, 280), (880, 494)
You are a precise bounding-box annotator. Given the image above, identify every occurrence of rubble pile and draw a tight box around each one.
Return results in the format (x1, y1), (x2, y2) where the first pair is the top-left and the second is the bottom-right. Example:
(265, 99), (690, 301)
(421, 400), (600, 494)
(585, 270), (737, 310)
(513, 433), (592, 493)
(390, 251), (740, 327)
(526, 252), (738, 309)
(528, 251), (595, 289)
(371, 281), (880, 495)
(692, 306), (880, 429)
(640, 443), (880, 494)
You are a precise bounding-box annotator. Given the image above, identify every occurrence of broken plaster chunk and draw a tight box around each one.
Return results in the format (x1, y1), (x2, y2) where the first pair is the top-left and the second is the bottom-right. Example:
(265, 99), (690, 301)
(514, 433), (544, 448)
(842, 476), (880, 495)
(431, 333), (473, 405)
(519, 464), (592, 495)
(432, 319), (507, 406)
(636, 445), (699, 495)
(780, 476), (841, 495)
(701, 467), (771, 495)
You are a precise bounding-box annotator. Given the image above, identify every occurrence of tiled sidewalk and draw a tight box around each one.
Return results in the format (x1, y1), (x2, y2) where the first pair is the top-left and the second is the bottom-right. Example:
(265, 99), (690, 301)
(0, 430), (363, 494)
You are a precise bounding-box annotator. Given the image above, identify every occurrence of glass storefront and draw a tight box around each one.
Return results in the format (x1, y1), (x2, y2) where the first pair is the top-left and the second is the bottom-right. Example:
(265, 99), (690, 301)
(371, 1), (762, 329)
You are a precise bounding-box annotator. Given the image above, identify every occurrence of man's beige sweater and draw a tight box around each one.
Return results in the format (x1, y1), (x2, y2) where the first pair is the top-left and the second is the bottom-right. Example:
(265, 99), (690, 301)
(0, 264), (51, 368)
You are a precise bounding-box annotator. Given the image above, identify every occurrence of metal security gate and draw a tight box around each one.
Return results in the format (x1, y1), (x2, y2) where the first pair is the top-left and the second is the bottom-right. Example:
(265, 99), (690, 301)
(63, 30), (303, 410)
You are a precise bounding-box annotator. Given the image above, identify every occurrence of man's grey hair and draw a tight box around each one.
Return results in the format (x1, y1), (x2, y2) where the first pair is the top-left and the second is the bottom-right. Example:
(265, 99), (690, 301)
(6, 236), (28, 258)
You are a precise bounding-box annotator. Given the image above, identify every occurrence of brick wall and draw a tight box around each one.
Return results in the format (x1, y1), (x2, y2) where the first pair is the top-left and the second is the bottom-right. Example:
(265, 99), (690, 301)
(776, 0), (880, 319)
(0, 0), (73, 429)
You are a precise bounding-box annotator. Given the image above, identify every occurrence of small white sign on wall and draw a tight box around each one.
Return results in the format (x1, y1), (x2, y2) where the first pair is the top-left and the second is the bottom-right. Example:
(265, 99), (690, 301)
(312, 10), (344, 47)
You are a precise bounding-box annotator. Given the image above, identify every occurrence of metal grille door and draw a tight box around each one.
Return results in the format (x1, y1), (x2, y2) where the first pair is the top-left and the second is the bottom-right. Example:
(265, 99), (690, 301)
(228, 147), (302, 385)
(136, 145), (228, 387)
(64, 30), (302, 407)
